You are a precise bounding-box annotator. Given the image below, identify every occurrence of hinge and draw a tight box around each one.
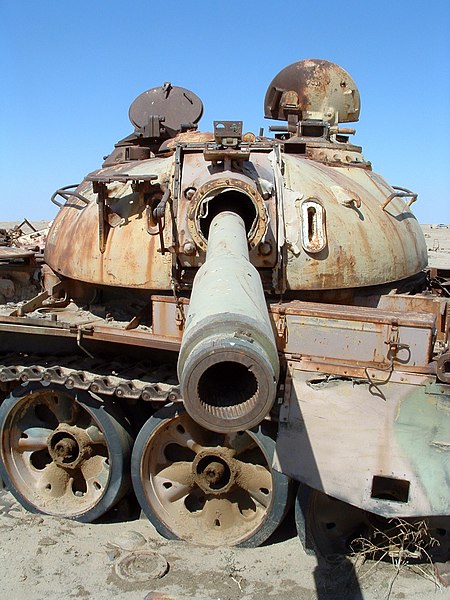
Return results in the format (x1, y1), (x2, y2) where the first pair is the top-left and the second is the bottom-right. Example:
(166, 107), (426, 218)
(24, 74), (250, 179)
(279, 374), (292, 423)
(276, 312), (287, 338)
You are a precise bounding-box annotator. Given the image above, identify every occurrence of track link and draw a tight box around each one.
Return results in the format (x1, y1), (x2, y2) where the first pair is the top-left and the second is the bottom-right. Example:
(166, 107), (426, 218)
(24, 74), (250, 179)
(0, 353), (181, 403)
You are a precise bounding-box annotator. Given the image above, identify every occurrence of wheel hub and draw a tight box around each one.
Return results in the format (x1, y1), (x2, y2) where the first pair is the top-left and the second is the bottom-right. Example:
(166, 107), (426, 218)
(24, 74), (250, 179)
(192, 450), (236, 494)
(47, 425), (91, 468)
(53, 436), (79, 462)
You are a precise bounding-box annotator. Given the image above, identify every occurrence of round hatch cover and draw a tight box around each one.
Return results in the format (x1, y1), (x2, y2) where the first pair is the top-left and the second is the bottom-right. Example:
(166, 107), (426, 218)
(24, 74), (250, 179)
(129, 83), (203, 135)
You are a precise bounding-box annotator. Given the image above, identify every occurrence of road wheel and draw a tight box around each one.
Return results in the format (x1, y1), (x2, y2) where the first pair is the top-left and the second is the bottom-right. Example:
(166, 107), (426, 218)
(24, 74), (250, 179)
(132, 404), (291, 547)
(0, 382), (133, 522)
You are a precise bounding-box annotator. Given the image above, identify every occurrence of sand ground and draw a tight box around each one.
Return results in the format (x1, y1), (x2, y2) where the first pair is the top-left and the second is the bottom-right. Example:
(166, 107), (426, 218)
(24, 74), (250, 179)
(0, 488), (447, 600)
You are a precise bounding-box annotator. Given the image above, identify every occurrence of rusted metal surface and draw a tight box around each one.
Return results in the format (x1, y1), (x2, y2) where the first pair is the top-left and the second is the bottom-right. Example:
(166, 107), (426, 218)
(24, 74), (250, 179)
(131, 405), (290, 547)
(274, 366), (450, 518)
(0, 247), (36, 260)
(380, 185), (417, 211)
(0, 384), (133, 520)
(1, 58), (449, 552)
(0, 220), (51, 253)
(86, 325), (180, 351)
(186, 174), (268, 252)
(264, 59), (360, 125)
(178, 150), (279, 270)
(45, 140), (427, 294)
(0, 247), (41, 304)
(437, 352), (450, 383)
(151, 295), (188, 339)
(378, 292), (448, 343)
(129, 84), (203, 139)
(161, 130), (214, 151)
(270, 299), (435, 372)
(45, 162), (174, 289)
(281, 154), (428, 289)
(0, 311), (181, 351)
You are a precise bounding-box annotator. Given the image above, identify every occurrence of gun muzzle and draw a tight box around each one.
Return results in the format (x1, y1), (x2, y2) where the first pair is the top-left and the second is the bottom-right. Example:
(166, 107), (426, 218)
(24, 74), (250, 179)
(178, 210), (279, 432)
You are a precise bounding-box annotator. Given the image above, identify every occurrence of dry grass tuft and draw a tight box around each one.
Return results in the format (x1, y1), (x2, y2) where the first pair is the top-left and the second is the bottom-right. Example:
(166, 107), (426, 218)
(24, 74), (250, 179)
(350, 518), (442, 598)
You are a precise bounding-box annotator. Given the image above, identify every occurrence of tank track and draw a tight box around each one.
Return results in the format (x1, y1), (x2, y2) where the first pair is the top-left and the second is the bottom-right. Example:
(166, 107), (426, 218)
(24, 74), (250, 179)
(0, 353), (181, 403)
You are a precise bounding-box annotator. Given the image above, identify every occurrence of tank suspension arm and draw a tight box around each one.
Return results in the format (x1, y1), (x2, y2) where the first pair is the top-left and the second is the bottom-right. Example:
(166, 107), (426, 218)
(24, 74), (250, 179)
(178, 210), (280, 433)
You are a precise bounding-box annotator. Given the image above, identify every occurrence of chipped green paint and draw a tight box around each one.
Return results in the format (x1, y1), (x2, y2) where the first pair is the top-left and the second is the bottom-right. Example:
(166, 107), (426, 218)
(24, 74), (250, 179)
(395, 386), (450, 514)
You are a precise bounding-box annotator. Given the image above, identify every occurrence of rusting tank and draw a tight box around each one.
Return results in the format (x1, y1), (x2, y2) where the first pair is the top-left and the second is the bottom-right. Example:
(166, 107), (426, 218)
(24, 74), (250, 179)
(0, 59), (449, 556)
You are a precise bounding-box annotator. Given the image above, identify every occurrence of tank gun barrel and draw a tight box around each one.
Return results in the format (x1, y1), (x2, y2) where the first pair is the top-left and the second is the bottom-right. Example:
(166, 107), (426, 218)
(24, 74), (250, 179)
(178, 210), (279, 433)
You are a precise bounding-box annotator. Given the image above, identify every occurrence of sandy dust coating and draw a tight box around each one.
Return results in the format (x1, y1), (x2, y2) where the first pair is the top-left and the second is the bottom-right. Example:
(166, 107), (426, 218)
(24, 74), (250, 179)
(0, 489), (446, 600)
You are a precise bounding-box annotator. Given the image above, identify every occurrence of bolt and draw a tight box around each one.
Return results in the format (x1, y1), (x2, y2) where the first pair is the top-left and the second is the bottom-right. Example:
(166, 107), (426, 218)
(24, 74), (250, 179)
(258, 241), (272, 256)
(183, 241), (196, 256)
(184, 187), (196, 200)
(204, 461), (225, 484)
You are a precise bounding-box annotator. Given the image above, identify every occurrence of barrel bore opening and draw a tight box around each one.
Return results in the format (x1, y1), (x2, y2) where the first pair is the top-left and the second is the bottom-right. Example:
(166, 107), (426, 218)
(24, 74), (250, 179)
(197, 362), (258, 410)
(199, 191), (257, 240)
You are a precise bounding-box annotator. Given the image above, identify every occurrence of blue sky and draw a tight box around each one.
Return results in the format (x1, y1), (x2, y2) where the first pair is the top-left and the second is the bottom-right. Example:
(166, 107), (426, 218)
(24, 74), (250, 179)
(2, 0), (449, 224)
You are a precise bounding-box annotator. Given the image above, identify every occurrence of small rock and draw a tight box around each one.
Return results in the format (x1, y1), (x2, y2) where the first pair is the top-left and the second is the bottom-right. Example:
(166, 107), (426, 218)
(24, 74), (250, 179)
(39, 536), (57, 547)
(108, 530), (147, 551)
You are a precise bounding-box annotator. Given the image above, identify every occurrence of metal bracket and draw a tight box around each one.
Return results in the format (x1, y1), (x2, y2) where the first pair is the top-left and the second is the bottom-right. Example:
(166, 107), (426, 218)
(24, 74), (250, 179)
(173, 144), (183, 211)
(385, 320), (410, 363)
(272, 143), (287, 294)
(425, 383), (449, 397)
(88, 175), (158, 253)
(276, 312), (287, 339)
(92, 181), (109, 253)
(76, 328), (94, 359)
(279, 373), (292, 423)
(9, 281), (66, 317)
(213, 121), (243, 147)
(87, 174), (158, 185)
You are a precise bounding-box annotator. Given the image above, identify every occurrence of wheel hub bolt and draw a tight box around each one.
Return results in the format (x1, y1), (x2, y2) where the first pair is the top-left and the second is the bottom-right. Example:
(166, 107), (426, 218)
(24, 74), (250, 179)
(54, 438), (78, 461)
(204, 461), (225, 485)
